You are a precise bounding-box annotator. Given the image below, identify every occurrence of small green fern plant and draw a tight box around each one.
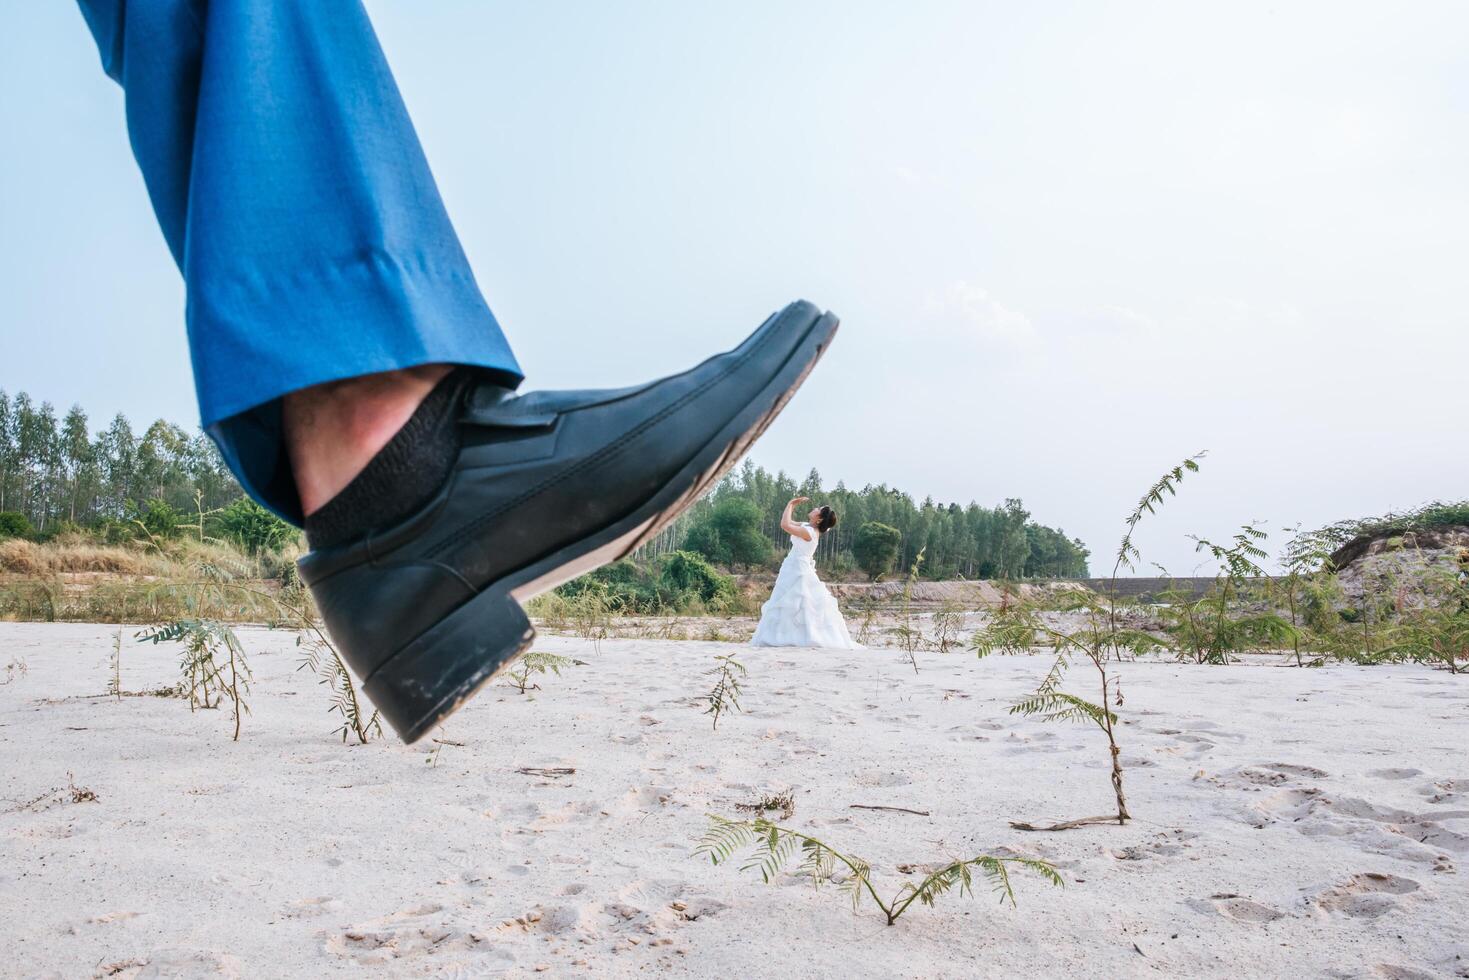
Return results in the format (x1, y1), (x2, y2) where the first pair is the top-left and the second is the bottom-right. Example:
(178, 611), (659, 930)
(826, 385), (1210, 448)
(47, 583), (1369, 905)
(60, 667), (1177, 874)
(1, 657), (28, 686)
(893, 548), (927, 671)
(1379, 560), (1469, 673)
(276, 575), (382, 744)
(971, 453), (1205, 829)
(570, 582), (616, 649)
(1274, 526), (1330, 666)
(504, 650), (581, 694)
(696, 815), (1061, 926)
(704, 653), (746, 730)
(930, 599), (964, 653)
(137, 619), (252, 741)
(108, 628), (122, 700)
(854, 596), (879, 646)
(133, 559), (260, 739)
(171, 564), (380, 744)
(178, 488), (225, 544)
(1183, 524), (1296, 663)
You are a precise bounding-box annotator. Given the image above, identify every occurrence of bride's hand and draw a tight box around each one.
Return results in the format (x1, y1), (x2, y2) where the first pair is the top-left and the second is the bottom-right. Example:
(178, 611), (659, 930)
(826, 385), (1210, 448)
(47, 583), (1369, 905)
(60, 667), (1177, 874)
(789, 496), (809, 507)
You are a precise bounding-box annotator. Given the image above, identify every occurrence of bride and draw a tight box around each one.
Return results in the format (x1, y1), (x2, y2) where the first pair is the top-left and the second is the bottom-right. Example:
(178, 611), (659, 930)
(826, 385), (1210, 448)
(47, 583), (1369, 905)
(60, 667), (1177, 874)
(750, 496), (860, 648)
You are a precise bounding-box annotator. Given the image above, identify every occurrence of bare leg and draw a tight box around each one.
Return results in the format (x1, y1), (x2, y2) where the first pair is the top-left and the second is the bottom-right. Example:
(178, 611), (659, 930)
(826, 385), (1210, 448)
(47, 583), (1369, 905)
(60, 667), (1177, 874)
(284, 365), (453, 516)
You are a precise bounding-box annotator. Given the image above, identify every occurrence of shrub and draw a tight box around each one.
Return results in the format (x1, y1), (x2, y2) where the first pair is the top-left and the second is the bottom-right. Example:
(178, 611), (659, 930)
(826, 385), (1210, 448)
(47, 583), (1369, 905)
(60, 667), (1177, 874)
(558, 559), (655, 611)
(134, 499), (184, 541)
(92, 517), (139, 545)
(211, 497), (299, 554)
(660, 550), (734, 605)
(0, 512), (34, 540)
(33, 520), (85, 543)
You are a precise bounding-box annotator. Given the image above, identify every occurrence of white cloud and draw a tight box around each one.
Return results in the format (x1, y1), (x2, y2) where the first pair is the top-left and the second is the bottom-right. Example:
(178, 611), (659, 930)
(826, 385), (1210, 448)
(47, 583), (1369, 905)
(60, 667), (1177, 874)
(930, 281), (1034, 344)
(1101, 305), (1157, 333)
(892, 165), (923, 185)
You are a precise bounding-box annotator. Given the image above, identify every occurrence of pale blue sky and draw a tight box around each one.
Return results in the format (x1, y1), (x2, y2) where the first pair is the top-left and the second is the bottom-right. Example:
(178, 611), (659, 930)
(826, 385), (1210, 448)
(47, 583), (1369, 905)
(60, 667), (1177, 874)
(2, 2), (1465, 572)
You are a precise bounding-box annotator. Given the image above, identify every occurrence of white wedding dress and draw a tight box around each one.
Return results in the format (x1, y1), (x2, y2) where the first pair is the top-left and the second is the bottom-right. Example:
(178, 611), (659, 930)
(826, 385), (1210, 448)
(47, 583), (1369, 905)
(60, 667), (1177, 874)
(750, 523), (860, 648)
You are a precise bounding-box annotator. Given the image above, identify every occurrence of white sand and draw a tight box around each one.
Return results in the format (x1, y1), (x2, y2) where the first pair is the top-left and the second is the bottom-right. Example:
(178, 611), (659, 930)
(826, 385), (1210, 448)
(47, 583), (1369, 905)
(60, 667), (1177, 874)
(1, 622), (1466, 979)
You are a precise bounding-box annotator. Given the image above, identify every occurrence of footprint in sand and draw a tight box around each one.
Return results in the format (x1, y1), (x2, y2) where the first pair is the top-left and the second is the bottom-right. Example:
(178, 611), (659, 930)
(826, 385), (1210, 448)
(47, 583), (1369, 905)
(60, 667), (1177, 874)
(1369, 768), (1423, 781)
(1234, 768), (1291, 787)
(135, 952), (246, 975)
(518, 903), (604, 938)
(327, 903), (505, 968)
(528, 800), (603, 831)
(279, 896), (342, 920)
(605, 784), (675, 816)
(84, 910), (142, 926)
(1372, 965), (1439, 980)
(1109, 830), (1198, 866)
(1313, 872), (1421, 919)
(115, 948), (245, 978)
(486, 800), (542, 824)
(507, 879), (712, 951)
(1156, 732), (1218, 759)
(1174, 734), (1216, 747)
(1187, 894), (1286, 923)
(1249, 786), (1324, 824)
(1420, 777), (1469, 804)
(1322, 795), (1469, 854)
(1260, 763), (1327, 779)
(1216, 762), (1465, 862)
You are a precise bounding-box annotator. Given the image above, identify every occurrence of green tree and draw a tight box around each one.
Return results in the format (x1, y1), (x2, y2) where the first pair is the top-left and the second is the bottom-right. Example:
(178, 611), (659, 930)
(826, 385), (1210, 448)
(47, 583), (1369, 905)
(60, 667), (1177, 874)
(95, 413), (137, 519)
(60, 404), (94, 523)
(0, 391), (14, 513)
(135, 420), (192, 505)
(684, 497), (772, 569)
(853, 521), (902, 581)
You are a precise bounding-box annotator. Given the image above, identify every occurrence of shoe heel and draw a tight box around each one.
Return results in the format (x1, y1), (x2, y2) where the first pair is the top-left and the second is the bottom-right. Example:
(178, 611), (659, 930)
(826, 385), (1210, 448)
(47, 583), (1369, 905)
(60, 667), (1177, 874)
(362, 587), (536, 744)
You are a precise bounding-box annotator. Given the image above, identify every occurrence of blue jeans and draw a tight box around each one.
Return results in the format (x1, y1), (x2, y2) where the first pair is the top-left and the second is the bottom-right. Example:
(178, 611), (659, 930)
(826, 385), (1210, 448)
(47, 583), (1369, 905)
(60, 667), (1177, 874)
(76, 0), (523, 523)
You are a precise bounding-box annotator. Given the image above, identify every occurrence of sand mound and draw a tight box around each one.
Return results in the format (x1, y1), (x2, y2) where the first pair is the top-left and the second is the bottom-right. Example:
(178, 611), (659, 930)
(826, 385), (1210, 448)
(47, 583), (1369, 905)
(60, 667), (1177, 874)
(1331, 526), (1469, 608)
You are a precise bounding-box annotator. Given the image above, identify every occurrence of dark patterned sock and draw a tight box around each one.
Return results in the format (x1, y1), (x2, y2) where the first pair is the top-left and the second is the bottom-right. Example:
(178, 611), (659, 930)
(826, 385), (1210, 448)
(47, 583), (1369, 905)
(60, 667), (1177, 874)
(304, 369), (473, 549)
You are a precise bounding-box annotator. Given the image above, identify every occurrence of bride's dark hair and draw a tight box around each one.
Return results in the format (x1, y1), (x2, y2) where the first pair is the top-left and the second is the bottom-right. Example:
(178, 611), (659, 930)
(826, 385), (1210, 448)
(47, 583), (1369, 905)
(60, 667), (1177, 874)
(814, 505), (837, 533)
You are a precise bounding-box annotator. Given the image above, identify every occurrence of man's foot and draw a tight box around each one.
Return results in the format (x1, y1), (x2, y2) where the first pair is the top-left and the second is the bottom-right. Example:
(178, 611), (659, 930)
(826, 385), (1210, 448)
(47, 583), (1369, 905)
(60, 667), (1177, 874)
(296, 300), (839, 742)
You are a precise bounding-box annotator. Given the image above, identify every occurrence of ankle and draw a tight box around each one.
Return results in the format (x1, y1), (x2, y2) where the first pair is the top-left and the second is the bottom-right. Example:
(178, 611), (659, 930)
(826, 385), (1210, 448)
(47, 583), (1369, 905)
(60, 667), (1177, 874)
(285, 365), (454, 516)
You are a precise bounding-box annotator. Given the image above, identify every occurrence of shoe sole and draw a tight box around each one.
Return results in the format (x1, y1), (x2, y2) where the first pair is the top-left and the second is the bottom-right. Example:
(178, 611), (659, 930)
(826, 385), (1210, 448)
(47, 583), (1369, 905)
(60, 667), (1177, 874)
(366, 307), (840, 743)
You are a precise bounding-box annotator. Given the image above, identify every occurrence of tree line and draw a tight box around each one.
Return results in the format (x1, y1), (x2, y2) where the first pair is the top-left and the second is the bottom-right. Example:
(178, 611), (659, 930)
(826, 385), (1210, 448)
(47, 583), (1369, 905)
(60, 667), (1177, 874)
(640, 458), (1090, 579)
(0, 389), (240, 538)
(1, 389), (1089, 578)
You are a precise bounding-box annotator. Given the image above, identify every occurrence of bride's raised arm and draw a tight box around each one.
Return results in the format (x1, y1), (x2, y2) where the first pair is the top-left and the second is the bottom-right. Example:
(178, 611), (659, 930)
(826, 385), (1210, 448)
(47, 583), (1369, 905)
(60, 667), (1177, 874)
(779, 496), (813, 541)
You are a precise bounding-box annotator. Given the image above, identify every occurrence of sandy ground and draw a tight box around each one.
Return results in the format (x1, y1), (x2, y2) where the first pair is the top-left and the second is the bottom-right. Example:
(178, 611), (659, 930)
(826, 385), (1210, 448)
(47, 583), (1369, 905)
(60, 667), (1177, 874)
(1, 622), (1466, 979)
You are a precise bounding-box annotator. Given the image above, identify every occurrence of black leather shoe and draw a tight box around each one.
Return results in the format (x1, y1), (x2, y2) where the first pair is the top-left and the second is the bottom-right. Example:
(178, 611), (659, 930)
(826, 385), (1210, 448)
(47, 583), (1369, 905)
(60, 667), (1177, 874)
(297, 300), (838, 742)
